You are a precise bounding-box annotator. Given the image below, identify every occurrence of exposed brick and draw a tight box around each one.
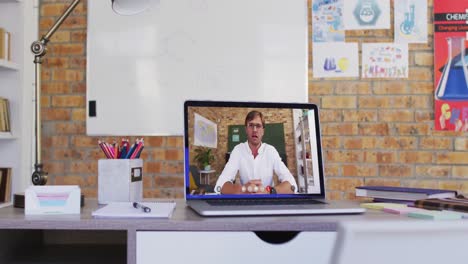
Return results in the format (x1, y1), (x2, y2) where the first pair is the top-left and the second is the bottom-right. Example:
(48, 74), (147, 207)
(54, 122), (86, 134)
(415, 165), (451, 178)
(44, 57), (69, 68)
(50, 44), (85, 56)
(363, 151), (397, 164)
(436, 152), (468, 164)
(309, 82), (333, 95)
(343, 137), (377, 149)
(404, 180), (439, 189)
(342, 165), (377, 177)
(415, 110), (433, 122)
(399, 151), (433, 163)
(145, 161), (163, 174)
(334, 82), (371, 94)
(71, 108), (86, 121)
(408, 67), (433, 81)
(71, 31), (87, 43)
(43, 161), (65, 174)
(363, 178), (400, 186)
(164, 149), (184, 161)
(343, 110), (377, 122)
(42, 108), (71, 121)
(146, 137), (165, 147)
(379, 110), (414, 122)
(326, 191), (343, 201)
(162, 162), (184, 174)
(49, 31), (70, 43)
(358, 123), (390, 136)
(69, 161), (97, 174)
(322, 96), (357, 109)
(452, 166), (468, 179)
(55, 175), (86, 186)
(51, 95), (85, 107)
(324, 164), (340, 177)
(379, 165), (412, 177)
(322, 123), (358, 136)
(420, 137), (453, 150)
(325, 150), (362, 163)
(166, 136), (183, 148)
(373, 81), (408, 94)
(154, 175), (184, 188)
(320, 109), (342, 122)
(394, 123), (430, 135)
(455, 138), (468, 151)
(72, 136), (98, 147)
(414, 52), (433, 66)
(327, 178), (364, 192)
(377, 137), (417, 150)
(409, 82), (434, 94)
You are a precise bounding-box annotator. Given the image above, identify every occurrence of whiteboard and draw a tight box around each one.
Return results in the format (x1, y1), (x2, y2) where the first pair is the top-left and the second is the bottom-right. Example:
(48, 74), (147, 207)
(87, 0), (308, 136)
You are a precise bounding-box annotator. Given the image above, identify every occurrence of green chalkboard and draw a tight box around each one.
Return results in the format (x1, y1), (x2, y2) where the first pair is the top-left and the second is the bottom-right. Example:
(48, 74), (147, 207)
(227, 123), (287, 165)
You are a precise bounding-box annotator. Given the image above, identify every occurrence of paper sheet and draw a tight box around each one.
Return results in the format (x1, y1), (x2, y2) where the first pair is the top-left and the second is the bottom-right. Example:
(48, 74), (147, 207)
(92, 202), (176, 218)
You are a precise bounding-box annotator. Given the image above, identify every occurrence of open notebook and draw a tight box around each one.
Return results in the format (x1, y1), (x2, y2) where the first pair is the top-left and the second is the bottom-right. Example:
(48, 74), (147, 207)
(184, 100), (364, 216)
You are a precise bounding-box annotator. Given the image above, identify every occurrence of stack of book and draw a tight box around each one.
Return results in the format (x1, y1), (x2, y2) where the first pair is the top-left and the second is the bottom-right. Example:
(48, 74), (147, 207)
(0, 97), (10, 132)
(0, 168), (12, 203)
(355, 185), (458, 204)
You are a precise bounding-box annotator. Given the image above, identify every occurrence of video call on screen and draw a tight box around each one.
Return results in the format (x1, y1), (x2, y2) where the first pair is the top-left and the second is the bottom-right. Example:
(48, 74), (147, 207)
(186, 106), (321, 197)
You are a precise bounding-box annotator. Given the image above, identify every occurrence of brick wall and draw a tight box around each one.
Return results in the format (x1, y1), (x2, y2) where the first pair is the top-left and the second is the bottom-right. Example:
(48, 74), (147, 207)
(40, 0), (468, 200)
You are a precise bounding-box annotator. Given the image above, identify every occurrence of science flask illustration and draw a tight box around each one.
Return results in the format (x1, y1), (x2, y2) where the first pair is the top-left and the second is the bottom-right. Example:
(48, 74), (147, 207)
(435, 36), (468, 101)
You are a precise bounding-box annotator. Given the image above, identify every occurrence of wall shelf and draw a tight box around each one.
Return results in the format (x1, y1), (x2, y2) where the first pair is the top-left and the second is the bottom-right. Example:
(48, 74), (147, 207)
(0, 60), (19, 70)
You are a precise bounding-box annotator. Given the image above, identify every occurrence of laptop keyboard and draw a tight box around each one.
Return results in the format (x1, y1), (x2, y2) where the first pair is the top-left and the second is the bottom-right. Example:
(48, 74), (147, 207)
(206, 199), (325, 206)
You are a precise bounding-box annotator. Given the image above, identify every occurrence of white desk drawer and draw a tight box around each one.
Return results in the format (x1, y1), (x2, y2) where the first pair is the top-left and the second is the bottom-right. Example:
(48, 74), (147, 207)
(136, 231), (335, 264)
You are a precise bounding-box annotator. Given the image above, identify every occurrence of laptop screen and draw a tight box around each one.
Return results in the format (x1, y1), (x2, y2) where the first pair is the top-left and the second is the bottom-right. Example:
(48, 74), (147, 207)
(184, 101), (325, 199)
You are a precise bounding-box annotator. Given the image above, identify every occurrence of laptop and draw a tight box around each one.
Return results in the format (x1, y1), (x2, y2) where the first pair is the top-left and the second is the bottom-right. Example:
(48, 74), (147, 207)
(184, 100), (365, 216)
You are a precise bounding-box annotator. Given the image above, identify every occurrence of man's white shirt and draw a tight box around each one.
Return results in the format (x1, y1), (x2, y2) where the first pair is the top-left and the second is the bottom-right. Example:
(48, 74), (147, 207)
(214, 142), (298, 193)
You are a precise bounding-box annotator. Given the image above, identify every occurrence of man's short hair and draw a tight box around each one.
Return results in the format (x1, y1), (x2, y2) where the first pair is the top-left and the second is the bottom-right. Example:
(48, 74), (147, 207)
(245, 110), (265, 128)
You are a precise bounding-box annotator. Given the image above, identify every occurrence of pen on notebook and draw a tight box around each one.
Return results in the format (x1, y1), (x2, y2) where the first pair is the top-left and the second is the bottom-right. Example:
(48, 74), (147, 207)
(133, 202), (151, 213)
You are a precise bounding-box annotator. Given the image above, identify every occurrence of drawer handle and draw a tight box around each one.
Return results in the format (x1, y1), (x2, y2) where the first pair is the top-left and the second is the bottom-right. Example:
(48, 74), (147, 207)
(254, 231), (299, 244)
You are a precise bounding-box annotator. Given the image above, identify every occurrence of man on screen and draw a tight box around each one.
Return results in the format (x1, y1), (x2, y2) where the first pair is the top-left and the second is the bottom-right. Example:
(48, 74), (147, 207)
(214, 110), (297, 194)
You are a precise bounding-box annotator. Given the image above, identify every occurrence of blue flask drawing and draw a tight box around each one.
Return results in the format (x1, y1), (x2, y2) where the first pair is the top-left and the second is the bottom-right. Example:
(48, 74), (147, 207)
(323, 57), (336, 71)
(435, 36), (468, 101)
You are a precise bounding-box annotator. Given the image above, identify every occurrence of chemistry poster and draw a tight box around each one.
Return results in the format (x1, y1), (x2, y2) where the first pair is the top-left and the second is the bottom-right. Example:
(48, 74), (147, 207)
(343, 0), (390, 30)
(361, 43), (408, 79)
(312, 0), (344, 42)
(313, 42), (359, 78)
(434, 0), (468, 131)
(394, 0), (428, 43)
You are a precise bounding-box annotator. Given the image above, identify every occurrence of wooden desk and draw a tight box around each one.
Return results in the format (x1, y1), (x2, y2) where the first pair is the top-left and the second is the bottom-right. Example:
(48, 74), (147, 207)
(0, 199), (459, 264)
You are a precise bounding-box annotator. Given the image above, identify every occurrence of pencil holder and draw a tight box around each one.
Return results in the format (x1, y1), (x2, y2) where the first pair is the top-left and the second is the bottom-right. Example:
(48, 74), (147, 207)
(98, 159), (143, 204)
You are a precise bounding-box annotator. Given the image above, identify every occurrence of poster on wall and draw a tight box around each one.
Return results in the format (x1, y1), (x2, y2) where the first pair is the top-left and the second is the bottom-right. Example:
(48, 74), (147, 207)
(193, 113), (218, 148)
(361, 43), (408, 79)
(343, 0), (390, 30)
(312, 42), (359, 78)
(312, 0), (344, 42)
(434, 0), (468, 131)
(394, 0), (428, 43)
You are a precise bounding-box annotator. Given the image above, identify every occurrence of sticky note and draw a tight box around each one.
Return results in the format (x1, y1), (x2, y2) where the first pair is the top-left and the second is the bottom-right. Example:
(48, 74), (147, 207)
(360, 203), (407, 210)
(408, 210), (462, 220)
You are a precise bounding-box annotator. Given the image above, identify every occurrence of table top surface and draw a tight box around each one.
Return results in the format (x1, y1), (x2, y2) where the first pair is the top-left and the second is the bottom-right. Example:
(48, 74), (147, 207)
(0, 199), (452, 232)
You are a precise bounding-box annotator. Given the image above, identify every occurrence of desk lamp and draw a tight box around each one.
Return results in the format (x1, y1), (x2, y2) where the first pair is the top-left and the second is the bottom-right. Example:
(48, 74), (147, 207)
(30, 0), (155, 185)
